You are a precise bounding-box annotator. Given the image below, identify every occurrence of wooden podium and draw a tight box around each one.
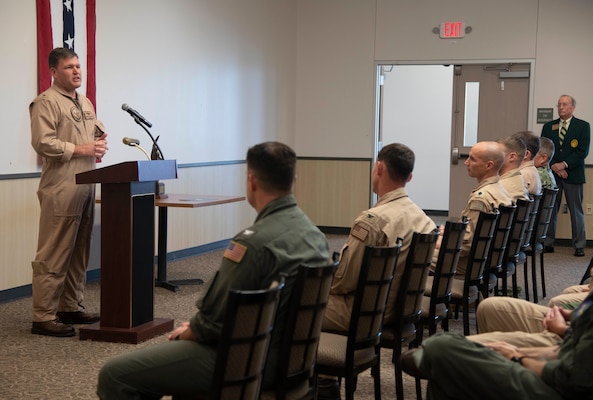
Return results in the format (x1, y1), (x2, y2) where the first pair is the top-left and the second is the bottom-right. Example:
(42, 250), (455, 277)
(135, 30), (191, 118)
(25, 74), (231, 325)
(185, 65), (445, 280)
(76, 160), (177, 343)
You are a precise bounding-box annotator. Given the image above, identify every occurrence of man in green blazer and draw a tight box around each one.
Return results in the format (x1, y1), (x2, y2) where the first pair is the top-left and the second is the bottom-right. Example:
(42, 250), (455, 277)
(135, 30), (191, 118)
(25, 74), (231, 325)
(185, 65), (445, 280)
(541, 94), (590, 257)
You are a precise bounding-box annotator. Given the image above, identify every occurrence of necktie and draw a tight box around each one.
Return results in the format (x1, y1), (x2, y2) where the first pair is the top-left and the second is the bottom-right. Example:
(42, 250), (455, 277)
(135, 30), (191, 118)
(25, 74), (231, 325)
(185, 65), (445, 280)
(559, 120), (567, 145)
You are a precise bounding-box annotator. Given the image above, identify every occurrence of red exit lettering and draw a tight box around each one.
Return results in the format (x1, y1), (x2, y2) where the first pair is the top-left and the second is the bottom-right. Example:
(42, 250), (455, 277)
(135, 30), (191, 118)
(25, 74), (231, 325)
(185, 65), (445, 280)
(440, 22), (465, 39)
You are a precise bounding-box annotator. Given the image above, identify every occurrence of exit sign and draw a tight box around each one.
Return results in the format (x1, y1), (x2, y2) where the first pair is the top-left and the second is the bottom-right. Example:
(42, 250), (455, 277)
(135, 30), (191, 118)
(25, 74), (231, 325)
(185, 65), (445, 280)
(440, 22), (465, 39)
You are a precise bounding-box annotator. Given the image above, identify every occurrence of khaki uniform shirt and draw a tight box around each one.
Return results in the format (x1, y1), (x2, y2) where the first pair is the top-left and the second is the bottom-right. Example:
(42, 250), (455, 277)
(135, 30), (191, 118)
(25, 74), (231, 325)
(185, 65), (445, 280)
(519, 161), (542, 195)
(499, 168), (530, 202)
(323, 187), (436, 330)
(454, 175), (512, 276)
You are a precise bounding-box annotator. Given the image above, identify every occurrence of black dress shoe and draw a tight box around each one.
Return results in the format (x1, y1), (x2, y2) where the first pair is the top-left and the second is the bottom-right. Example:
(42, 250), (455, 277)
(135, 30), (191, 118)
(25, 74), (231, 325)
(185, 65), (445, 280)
(574, 248), (585, 257)
(32, 320), (75, 337)
(317, 377), (341, 400)
(544, 246), (555, 253)
(56, 310), (100, 324)
(400, 348), (428, 379)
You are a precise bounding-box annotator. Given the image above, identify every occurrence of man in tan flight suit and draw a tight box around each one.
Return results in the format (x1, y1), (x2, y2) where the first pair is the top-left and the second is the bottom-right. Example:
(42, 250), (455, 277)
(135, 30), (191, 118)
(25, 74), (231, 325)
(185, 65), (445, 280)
(512, 131), (542, 195)
(322, 143), (436, 332)
(29, 48), (108, 337)
(318, 143), (436, 400)
(497, 135), (531, 202)
(446, 141), (512, 278)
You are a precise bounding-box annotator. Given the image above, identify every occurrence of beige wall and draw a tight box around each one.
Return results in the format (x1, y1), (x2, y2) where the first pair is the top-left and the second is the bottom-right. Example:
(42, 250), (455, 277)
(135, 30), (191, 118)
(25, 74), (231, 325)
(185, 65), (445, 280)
(294, 158), (372, 228)
(0, 164), (252, 292)
(4, 0), (593, 295)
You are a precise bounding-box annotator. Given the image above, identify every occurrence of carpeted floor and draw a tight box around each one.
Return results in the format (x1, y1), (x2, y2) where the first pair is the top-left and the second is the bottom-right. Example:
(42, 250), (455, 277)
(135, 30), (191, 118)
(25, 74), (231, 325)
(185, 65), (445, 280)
(0, 233), (589, 400)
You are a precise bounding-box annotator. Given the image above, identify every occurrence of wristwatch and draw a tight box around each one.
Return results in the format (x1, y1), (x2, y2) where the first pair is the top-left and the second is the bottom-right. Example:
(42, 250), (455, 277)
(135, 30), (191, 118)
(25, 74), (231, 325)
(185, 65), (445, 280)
(510, 356), (526, 365)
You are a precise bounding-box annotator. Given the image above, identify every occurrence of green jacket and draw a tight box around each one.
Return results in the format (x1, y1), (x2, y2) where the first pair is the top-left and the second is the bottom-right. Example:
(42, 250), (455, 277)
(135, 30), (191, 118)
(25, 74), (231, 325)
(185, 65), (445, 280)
(541, 117), (590, 184)
(190, 194), (330, 387)
(542, 293), (593, 397)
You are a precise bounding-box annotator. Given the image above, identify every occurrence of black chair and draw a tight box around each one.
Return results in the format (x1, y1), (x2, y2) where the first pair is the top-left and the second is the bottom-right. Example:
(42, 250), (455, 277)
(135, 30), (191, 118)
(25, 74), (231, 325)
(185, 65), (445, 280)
(174, 282), (284, 400)
(525, 188), (558, 302)
(517, 193), (542, 301)
(494, 198), (533, 297)
(379, 231), (439, 400)
(420, 220), (468, 341)
(315, 244), (402, 400)
(482, 204), (516, 299)
(449, 210), (499, 336)
(260, 264), (336, 400)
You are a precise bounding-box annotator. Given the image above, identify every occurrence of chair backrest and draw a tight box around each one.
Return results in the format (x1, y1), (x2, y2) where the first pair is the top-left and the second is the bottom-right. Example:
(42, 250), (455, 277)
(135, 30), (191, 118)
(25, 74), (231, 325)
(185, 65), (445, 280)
(486, 204), (516, 274)
(347, 244), (401, 361)
(521, 193), (542, 251)
(429, 220), (468, 306)
(532, 188), (559, 245)
(395, 231), (440, 327)
(464, 210), (499, 287)
(263, 263), (336, 400)
(210, 282), (284, 400)
(504, 198), (534, 261)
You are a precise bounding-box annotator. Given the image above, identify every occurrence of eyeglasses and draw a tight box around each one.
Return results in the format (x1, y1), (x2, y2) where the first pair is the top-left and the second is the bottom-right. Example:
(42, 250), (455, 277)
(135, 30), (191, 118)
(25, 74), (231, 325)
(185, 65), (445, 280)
(557, 103), (573, 108)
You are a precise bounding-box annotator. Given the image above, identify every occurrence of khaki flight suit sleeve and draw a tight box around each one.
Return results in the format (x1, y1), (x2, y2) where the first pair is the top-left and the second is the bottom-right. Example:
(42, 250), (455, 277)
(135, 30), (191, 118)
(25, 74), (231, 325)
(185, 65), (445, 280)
(461, 200), (489, 256)
(331, 214), (385, 295)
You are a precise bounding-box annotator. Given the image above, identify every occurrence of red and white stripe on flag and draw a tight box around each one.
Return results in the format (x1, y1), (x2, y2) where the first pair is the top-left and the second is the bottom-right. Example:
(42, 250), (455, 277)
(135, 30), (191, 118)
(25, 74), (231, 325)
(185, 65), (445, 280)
(36, 0), (96, 108)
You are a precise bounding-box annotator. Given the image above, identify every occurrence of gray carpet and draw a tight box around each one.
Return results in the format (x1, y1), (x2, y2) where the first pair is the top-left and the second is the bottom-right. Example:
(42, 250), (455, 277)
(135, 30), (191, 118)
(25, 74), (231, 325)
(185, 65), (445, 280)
(0, 234), (588, 400)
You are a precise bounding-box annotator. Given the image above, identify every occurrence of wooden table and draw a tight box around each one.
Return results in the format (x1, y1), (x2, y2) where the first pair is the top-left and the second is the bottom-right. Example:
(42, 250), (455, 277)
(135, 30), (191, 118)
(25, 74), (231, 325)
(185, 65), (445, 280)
(154, 194), (246, 291)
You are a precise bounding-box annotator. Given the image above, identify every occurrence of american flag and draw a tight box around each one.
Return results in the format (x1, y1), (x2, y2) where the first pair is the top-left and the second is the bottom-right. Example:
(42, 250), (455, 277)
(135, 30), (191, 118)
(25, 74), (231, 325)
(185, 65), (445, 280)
(36, 0), (96, 108)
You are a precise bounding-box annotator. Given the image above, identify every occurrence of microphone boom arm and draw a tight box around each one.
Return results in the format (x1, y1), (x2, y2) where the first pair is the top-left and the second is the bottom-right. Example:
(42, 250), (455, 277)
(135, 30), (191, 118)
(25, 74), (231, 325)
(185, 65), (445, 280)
(134, 117), (165, 160)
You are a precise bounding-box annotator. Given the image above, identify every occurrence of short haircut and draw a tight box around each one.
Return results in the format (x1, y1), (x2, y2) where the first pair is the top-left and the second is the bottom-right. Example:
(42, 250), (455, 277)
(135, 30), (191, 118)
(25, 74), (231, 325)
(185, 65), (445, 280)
(246, 141), (296, 192)
(377, 143), (415, 182)
(539, 137), (555, 159)
(512, 131), (540, 158)
(559, 94), (576, 107)
(48, 47), (78, 69)
(497, 135), (526, 162)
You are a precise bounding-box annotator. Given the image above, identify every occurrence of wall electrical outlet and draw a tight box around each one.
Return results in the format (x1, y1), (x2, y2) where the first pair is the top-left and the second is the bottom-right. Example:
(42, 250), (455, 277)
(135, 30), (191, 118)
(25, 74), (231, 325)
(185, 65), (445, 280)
(562, 204), (568, 214)
(587, 204), (593, 215)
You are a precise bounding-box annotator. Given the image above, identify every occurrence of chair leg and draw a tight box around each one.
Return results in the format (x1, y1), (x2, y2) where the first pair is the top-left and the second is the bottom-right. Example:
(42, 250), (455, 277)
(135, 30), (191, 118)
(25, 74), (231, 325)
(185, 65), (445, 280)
(523, 260), (530, 302)
(540, 251), (546, 298)
(395, 356), (404, 400)
(372, 361), (382, 400)
(580, 257), (593, 284)
(463, 298), (470, 336)
(474, 297), (480, 334)
(531, 252), (538, 303)
(345, 375), (356, 400)
(415, 377), (422, 400)
(511, 272), (518, 298)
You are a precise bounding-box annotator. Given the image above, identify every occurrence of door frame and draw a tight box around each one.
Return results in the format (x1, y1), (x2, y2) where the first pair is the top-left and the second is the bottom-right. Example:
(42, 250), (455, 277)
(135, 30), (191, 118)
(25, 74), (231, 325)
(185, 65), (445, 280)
(373, 58), (536, 214)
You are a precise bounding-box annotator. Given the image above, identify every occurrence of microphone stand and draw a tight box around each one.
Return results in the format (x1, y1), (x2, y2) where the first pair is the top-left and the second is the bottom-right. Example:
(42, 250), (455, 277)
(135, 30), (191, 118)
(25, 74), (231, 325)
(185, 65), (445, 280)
(133, 117), (168, 198)
(133, 117), (165, 160)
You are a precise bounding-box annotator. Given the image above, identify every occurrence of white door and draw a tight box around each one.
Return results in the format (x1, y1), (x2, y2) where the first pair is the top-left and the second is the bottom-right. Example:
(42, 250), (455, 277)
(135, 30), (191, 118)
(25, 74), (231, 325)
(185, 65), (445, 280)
(449, 63), (530, 218)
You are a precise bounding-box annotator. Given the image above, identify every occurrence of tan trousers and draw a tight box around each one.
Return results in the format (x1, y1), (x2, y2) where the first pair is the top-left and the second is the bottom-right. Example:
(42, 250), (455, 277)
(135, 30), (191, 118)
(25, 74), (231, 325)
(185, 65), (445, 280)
(32, 185), (94, 322)
(468, 296), (562, 347)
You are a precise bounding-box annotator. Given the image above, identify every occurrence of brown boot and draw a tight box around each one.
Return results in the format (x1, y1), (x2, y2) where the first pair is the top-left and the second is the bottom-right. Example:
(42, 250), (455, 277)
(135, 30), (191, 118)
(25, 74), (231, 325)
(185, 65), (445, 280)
(32, 319), (75, 337)
(57, 310), (100, 324)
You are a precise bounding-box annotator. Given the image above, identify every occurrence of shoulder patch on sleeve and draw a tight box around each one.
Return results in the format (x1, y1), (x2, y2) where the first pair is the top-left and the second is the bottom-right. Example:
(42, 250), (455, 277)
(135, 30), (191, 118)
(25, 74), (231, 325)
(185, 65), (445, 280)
(223, 240), (247, 263)
(468, 200), (487, 212)
(351, 224), (370, 242)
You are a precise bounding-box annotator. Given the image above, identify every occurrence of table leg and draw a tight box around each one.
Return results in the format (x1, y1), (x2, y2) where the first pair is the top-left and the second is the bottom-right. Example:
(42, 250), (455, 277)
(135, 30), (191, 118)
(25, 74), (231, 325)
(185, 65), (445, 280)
(155, 205), (179, 291)
(154, 204), (204, 291)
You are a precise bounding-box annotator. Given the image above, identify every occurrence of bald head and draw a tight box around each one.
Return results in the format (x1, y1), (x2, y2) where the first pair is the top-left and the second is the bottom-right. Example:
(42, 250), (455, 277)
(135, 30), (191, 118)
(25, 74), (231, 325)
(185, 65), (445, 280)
(465, 141), (505, 182)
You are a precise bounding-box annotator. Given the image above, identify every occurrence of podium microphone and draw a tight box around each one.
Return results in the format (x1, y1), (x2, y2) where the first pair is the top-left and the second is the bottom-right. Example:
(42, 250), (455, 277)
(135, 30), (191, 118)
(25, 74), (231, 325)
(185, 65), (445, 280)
(121, 103), (153, 128)
(122, 137), (150, 160)
(122, 137), (140, 146)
